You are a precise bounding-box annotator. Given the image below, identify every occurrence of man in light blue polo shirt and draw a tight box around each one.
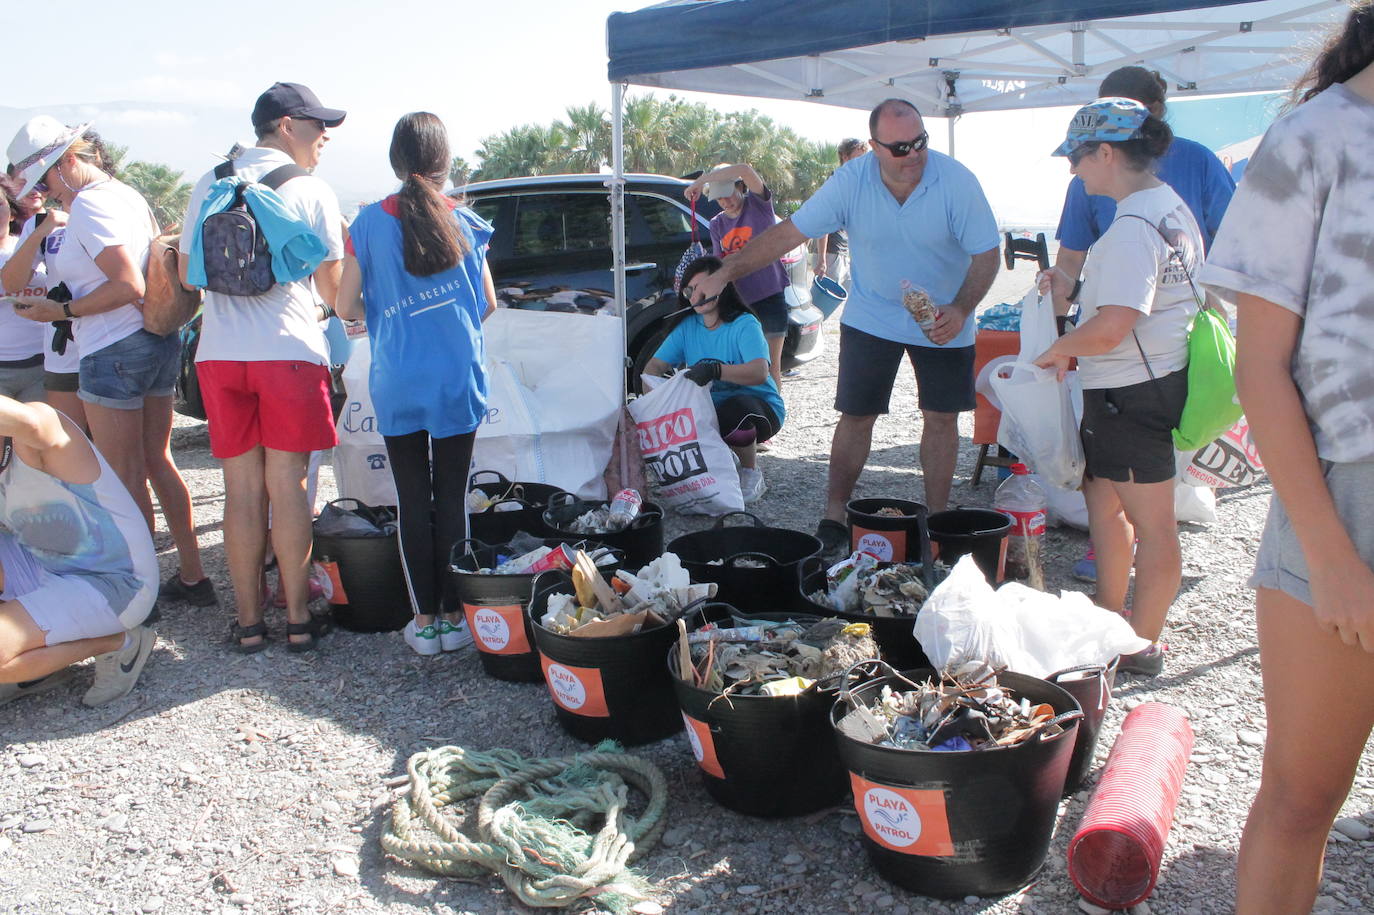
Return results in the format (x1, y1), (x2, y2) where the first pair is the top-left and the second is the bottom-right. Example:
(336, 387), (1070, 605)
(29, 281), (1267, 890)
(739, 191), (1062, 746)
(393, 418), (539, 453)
(689, 99), (1000, 551)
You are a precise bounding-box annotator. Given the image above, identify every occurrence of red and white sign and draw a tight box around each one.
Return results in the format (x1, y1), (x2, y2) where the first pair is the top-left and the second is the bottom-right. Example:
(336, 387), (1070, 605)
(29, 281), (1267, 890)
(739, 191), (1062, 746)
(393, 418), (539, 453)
(681, 713), (724, 778)
(853, 526), (906, 563)
(635, 407), (697, 456)
(849, 775), (955, 856)
(462, 603), (530, 655)
(539, 656), (609, 717)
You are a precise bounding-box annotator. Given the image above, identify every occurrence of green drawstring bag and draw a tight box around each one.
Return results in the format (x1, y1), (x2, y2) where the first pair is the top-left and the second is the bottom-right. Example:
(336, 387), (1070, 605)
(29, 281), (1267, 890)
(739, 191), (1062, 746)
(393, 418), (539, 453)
(1172, 306), (1243, 452)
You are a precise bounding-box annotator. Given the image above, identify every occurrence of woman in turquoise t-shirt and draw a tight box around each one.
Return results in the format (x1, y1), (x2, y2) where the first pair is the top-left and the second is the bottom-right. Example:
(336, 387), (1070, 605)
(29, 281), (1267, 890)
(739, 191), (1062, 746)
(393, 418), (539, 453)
(336, 112), (496, 657)
(645, 256), (785, 504)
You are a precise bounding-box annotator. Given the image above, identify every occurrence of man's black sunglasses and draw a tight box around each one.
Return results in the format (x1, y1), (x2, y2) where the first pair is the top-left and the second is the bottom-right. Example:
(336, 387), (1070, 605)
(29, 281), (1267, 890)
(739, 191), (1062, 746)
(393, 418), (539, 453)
(871, 132), (930, 158)
(290, 116), (327, 132)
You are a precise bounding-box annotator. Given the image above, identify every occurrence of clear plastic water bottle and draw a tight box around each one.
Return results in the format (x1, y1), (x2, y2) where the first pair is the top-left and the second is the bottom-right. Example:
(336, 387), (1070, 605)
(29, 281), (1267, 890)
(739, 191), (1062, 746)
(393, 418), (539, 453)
(606, 489), (642, 532)
(995, 463), (1047, 585)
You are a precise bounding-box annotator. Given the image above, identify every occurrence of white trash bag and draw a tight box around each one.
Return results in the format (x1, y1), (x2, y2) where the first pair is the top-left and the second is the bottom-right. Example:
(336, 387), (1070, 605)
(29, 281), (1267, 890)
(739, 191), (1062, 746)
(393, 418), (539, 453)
(912, 555), (1149, 678)
(333, 338), (399, 507)
(990, 287), (1085, 490)
(627, 372), (743, 516)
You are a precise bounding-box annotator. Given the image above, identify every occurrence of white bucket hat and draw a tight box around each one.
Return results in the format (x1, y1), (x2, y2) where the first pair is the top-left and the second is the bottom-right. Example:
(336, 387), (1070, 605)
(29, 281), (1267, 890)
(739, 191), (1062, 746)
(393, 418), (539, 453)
(7, 115), (92, 198)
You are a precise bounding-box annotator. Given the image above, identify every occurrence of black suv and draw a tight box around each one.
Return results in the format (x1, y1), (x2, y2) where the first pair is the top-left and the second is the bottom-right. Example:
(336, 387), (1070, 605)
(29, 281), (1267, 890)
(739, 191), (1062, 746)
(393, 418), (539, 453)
(455, 173), (824, 386)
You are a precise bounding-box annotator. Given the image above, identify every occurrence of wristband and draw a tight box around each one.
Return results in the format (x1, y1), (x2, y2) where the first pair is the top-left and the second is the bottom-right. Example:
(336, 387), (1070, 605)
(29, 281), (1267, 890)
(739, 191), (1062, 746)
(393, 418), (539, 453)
(319, 303), (335, 321)
(62, 301), (74, 319)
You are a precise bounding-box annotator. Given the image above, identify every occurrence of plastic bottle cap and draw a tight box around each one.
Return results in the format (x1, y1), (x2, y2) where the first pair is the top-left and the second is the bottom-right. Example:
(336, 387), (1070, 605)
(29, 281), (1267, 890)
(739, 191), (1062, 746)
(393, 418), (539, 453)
(1010, 463), (1029, 474)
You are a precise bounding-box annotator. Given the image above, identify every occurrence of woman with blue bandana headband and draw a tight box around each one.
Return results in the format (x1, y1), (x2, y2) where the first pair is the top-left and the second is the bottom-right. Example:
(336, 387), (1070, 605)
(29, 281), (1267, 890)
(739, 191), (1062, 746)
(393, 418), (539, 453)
(1035, 97), (1205, 678)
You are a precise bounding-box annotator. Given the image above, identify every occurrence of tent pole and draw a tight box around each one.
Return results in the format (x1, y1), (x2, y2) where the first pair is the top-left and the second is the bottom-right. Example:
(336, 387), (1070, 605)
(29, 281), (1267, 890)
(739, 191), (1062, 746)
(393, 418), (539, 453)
(610, 81), (628, 373)
(947, 116), (956, 159)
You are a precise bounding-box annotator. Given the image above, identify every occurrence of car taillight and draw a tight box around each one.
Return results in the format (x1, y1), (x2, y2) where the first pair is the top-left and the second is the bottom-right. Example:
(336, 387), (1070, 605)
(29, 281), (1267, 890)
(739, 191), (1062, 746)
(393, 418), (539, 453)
(802, 323), (820, 334)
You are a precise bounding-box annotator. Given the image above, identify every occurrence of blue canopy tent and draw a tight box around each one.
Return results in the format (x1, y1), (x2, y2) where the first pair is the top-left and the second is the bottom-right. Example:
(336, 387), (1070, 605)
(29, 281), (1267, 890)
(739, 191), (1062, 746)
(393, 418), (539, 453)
(599, 0), (1342, 314)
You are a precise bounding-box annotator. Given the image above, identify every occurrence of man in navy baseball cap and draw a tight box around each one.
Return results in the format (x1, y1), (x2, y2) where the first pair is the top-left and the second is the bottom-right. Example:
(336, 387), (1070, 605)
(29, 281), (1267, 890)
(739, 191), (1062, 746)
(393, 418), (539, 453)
(251, 82), (347, 130)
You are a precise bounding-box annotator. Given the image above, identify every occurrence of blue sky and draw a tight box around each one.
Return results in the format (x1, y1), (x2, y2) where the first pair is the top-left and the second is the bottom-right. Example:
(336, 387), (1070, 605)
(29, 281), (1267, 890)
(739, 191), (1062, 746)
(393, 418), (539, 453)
(8, 0), (1282, 225)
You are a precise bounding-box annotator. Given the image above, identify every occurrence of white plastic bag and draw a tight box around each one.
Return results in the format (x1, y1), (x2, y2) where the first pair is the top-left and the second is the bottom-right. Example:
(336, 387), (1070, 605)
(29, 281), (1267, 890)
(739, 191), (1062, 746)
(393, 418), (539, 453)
(1046, 478), (1216, 527)
(627, 372), (743, 516)
(912, 555), (1149, 678)
(333, 338), (399, 507)
(1177, 417), (1265, 489)
(990, 287), (1085, 490)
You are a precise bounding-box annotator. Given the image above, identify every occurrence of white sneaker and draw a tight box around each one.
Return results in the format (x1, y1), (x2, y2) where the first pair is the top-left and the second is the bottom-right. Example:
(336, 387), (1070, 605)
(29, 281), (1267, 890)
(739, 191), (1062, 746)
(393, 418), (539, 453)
(403, 619), (441, 656)
(0, 668), (75, 706)
(739, 467), (766, 504)
(82, 627), (156, 707)
(438, 619), (473, 652)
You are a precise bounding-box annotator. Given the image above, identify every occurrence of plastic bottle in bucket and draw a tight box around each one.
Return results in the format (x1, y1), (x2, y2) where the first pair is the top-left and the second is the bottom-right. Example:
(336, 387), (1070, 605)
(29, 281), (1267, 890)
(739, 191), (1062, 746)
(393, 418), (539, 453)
(994, 464), (1046, 582)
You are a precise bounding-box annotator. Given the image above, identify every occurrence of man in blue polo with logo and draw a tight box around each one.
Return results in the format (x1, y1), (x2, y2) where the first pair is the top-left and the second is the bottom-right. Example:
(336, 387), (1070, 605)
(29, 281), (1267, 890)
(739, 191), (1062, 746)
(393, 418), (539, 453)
(689, 99), (1000, 552)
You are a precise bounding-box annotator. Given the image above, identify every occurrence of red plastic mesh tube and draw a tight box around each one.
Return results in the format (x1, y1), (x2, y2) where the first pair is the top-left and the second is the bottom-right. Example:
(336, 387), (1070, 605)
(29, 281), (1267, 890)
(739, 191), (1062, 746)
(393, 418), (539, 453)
(1067, 702), (1195, 909)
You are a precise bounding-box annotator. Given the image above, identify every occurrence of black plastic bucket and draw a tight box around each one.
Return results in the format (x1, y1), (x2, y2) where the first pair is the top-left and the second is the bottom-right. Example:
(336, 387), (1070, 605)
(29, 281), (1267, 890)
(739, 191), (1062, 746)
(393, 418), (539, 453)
(1048, 660), (1119, 795)
(449, 538), (622, 682)
(669, 606), (851, 817)
(467, 470), (567, 548)
(846, 498), (931, 566)
(312, 499), (409, 633)
(528, 571), (684, 746)
(832, 665), (1082, 898)
(795, 559), (935, 671)
(542, 493), (665, 570)
(927, 509), (1012, 583)
(668, 512), (822, 612)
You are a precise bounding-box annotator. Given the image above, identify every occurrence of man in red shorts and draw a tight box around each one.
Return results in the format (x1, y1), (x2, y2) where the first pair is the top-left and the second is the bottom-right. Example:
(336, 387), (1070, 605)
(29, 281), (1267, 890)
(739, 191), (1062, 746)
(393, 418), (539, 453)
(178, 82), (346, 652)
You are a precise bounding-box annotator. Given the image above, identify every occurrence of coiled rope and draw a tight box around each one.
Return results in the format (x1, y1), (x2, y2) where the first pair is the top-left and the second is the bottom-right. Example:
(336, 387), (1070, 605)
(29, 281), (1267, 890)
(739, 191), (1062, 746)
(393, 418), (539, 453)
(380, 743), (669, 912)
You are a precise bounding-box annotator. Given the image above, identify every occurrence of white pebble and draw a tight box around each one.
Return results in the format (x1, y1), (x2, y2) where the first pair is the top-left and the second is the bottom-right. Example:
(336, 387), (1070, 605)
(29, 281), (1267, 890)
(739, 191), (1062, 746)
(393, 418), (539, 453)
(737, 885), (761, 895)
(228, 893), (254, 906)
(140, 898), (164, 913)
(631, 903), (664, 915)
(22, 819), (52, 833)
(332, 855), (360, 877)
(16, 754), (46, 768)
(1237, 730), (1265, 747)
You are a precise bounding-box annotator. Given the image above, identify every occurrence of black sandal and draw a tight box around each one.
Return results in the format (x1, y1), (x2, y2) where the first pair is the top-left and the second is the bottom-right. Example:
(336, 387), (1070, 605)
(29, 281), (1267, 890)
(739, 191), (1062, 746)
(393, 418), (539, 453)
(231, 621), (270, 654)
(286, 614), (332, 654)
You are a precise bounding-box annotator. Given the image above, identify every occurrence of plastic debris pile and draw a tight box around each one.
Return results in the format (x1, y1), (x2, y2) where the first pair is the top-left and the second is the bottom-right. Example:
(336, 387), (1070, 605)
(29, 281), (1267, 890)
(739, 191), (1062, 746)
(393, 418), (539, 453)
(809, 552), (944, 617)
(475, 532), (617, 576)
(541, 552), (716, 637)
(677, 617), (878, 697)
(838, 662), (1068, 752)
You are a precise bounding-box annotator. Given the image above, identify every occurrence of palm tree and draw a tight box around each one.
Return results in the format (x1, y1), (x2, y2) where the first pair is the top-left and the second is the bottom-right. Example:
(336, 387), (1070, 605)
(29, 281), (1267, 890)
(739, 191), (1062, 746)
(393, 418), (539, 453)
(122, 161), (192, 231)
(556, 103), (610, 174)
(450, 155), (472, 188)
(472, 124), (566, 180)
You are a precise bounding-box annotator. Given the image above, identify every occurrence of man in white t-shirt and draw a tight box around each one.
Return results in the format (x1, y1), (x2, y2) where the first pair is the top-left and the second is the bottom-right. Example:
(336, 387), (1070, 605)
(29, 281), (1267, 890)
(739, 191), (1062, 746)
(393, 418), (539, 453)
(178, 82), (346, 653)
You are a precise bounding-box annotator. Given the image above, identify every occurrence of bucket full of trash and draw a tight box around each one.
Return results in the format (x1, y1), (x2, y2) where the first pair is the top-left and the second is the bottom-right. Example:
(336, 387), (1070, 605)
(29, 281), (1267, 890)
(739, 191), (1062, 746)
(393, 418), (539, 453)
(528, 552), (716, 745)
(312, 498), (408, 633)
(831, 662), (1082, 897)
(466, 470), (568, 548)
(845, 498), (930, 564)
(926, 509), (1012, 583)
(667, 512), (822, 612)
(669, 607), (866, 817)
(797, 555), (945, 670)
(1048, 661), (1119, 795)
(450, 534), (623, 682)
(542, 491), (664, 569)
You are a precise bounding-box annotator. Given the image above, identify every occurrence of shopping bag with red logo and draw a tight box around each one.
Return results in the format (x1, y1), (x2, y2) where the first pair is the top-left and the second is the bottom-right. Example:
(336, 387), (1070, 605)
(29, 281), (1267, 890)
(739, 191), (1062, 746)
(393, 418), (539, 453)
(1176, 417), (1265, 488)
(627, 372), (743, 516)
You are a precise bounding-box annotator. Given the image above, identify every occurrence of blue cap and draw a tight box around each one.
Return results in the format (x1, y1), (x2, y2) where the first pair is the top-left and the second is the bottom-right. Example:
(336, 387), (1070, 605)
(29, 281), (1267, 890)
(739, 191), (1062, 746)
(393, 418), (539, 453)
(1051, 97), (1149, 157)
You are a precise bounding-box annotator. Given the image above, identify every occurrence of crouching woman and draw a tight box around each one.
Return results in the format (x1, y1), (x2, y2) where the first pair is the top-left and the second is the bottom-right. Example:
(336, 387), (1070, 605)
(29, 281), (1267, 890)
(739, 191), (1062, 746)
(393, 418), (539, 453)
(0, 394), (158, 707)
(645, 256), (785, 504)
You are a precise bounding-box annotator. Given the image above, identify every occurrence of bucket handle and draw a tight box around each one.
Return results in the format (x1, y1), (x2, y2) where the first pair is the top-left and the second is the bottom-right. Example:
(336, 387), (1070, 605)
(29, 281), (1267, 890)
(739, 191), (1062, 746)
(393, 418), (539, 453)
(798, 555), (826, 584)
(1047, 663), (1107, 683)
(834, 658), (926, 709)
(447, 537), (494, 570)
(713, 511), (764, 529)
(468, 469), (512, 490)
(527, 569), (576, 628)
(1036, 708), (1086, 742)
(721, 551), (781, 569)
(479, 497), (533, 514)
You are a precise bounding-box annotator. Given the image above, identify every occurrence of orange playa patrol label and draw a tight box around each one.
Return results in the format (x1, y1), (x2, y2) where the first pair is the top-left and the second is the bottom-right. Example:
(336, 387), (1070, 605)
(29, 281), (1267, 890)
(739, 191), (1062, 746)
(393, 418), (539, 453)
(852, 526), (906, 562)
(681, 713), (724, 778)
(539, 656), (609, 717)
(849, 775), (955, 856)
(462, 603), (529, 655)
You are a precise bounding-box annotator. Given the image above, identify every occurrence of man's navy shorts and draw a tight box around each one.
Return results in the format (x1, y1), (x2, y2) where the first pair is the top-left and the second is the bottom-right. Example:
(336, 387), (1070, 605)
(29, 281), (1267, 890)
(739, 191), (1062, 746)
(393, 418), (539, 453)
(834, 324), (976, 416)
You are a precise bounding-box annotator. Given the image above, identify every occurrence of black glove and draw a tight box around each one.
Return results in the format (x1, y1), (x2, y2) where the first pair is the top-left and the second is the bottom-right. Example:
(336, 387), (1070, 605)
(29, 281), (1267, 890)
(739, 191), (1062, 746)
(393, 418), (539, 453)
(684, 360), (722, 386)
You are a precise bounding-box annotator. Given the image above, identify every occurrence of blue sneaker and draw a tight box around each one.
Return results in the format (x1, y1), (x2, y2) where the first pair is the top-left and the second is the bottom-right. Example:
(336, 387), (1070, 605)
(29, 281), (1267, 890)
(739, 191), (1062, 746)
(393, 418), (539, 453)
(1072, 547), (1097, 583)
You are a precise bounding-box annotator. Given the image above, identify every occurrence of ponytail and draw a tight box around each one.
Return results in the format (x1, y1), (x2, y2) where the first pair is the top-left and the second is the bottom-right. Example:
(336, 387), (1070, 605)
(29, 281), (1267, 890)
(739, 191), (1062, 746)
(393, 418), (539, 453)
(389, 112), (468, 277)
(1293, 1), (1374, 105)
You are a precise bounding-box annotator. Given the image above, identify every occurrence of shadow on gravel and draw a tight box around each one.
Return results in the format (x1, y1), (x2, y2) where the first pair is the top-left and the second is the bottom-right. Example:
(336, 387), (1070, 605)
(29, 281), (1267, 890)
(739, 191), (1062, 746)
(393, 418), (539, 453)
(1155, 844), (1239, 906)
(1112, 644), (1260, 699)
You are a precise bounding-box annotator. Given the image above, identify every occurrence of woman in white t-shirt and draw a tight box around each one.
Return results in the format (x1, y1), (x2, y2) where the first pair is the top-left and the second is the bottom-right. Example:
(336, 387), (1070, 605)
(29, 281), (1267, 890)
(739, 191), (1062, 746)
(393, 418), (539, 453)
(1035, 98), (1204, 678)
(6, 118), (208, 597)
(1200, 6), (1374, 909)
(0, 181), (45, 402)
(0, 175), (86, 431)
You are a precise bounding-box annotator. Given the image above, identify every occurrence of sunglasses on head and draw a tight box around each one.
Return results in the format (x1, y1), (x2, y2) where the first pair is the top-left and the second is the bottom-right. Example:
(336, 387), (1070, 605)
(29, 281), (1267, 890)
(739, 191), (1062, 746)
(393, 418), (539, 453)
(872, 132), (929, 158)
(1068, 142), (1101, 166)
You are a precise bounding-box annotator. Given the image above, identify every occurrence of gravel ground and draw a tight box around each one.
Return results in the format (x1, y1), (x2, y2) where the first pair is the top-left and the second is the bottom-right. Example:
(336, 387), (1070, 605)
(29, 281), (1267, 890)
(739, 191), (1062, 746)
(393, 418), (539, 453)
(3, 266), (1373, 915)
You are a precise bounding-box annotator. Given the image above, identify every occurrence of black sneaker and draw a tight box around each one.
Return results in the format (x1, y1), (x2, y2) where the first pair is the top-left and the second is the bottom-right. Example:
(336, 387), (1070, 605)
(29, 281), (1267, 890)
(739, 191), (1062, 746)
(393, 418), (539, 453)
(815, 519), (850, 557)
(159, 574), (218, 607)
(1119, 643), (1165, 677)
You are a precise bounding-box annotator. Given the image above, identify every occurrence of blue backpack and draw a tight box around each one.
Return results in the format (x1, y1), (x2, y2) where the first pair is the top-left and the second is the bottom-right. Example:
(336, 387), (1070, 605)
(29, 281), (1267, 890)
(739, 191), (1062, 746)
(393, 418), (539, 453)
(200, 151), (308, 296)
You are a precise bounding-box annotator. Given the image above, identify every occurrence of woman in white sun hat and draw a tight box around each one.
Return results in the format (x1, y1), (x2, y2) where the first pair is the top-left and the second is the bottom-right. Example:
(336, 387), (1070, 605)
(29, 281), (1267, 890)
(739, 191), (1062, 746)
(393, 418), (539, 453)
(5, 117), (210, 604)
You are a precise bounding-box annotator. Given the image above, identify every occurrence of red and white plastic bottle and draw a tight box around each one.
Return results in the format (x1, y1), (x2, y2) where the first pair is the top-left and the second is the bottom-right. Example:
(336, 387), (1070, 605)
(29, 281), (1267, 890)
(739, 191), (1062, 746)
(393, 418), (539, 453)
(994, 463), (1047, 581)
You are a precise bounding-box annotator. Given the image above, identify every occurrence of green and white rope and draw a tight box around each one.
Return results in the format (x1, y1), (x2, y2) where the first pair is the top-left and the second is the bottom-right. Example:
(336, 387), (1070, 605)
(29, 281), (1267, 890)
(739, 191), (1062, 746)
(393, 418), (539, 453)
(380, 742), (669, 911)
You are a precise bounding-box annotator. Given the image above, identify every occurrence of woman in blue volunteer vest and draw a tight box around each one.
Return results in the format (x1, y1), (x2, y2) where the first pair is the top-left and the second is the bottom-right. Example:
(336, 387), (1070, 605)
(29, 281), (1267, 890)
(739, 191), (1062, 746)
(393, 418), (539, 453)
(336, 112), (496, 657)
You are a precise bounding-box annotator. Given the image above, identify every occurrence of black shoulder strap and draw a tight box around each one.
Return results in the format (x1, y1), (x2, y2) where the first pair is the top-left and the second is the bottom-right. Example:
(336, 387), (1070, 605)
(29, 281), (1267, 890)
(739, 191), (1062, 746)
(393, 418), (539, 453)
(213, 159), (235, 180)
(260, 164), (309, 191)
(0, 436), (12, 474)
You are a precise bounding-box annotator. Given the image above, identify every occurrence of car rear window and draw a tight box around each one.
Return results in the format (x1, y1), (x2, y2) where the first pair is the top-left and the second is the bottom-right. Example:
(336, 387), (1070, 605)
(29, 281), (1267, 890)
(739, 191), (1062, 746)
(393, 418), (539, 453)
(512, 194), (609, 257)
(634, 194), (692, 243)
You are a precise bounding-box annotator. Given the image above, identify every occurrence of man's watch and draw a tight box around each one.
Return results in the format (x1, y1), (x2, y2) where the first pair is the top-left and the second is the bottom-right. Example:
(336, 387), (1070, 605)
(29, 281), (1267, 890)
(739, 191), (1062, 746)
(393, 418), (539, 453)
(62, 302), (74, 319)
